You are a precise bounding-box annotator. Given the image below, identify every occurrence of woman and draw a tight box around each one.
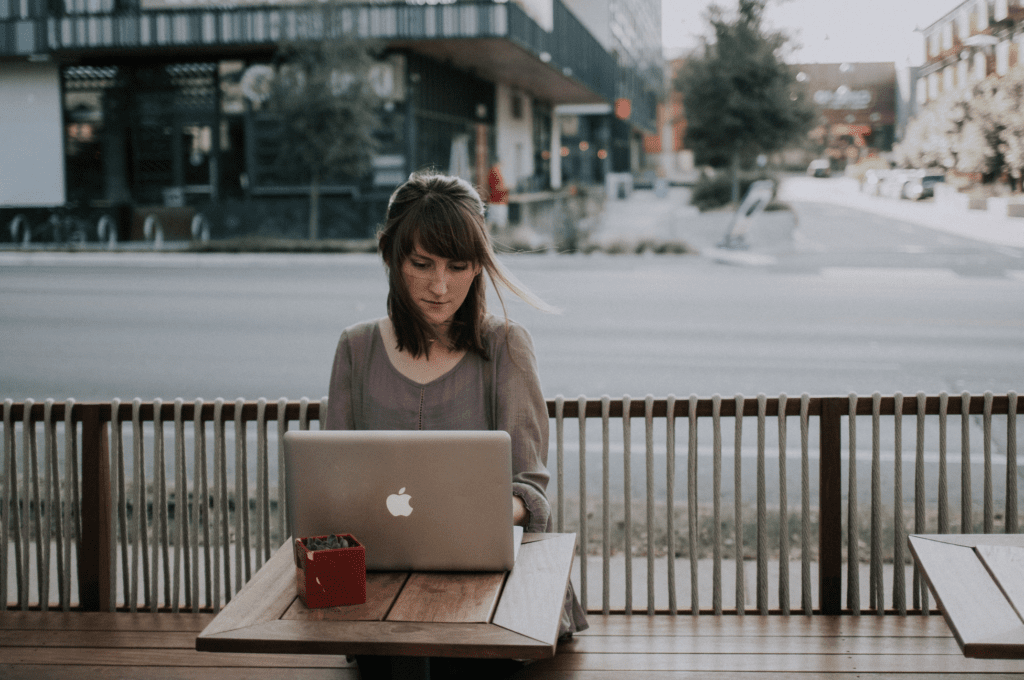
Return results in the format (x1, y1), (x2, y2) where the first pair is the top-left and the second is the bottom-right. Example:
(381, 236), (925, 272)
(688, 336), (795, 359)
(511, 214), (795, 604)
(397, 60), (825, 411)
(324, 172), (587, 662)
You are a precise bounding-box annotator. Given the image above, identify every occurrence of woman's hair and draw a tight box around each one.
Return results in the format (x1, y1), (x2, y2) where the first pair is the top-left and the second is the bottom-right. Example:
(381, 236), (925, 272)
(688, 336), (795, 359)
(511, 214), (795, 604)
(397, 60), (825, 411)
(377, 171), (554, 359)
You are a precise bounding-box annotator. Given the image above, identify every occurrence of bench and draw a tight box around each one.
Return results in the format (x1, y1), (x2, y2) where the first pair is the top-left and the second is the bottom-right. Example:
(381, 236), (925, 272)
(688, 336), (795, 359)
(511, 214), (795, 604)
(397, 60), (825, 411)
(2, 610), (1021, 679)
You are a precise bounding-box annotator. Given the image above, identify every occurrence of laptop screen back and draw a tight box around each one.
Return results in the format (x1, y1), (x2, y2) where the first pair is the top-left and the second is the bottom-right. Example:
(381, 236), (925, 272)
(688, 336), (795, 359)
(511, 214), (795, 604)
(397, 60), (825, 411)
(284, 429), (515, 572)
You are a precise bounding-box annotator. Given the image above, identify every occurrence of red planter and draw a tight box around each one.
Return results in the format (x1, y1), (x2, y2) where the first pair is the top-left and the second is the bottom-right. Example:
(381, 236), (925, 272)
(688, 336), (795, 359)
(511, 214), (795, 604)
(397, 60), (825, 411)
(294, 534), (366, 608)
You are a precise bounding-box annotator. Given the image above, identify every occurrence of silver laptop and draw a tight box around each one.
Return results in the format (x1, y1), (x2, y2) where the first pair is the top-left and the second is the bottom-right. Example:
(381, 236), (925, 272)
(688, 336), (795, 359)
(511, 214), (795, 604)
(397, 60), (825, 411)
(284, 429), (520, 572)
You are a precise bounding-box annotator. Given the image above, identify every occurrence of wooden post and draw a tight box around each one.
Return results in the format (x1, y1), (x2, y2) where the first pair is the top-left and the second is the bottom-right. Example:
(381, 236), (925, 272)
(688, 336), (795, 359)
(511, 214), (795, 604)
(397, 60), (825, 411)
(819, 397), (843, 615)
(78, 404), (111, 611)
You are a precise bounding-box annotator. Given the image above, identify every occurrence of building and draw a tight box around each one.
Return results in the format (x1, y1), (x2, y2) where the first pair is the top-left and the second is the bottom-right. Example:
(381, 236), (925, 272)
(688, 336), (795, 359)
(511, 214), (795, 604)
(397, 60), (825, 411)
(0, 0), (660, 242)
(556, 0), (663, 191)
(912, 0), (1024, 112)
(793, 62), (899, 169)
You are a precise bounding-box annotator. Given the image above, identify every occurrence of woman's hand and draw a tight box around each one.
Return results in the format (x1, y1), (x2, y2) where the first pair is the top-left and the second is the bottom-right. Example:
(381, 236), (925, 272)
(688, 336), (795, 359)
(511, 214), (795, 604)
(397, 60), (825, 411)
(512, 495), (530, 528)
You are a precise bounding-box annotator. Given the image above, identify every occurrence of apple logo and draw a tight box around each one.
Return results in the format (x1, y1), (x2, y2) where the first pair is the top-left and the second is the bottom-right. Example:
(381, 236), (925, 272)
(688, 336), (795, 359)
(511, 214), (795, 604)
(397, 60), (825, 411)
(386, 487), (413, 517)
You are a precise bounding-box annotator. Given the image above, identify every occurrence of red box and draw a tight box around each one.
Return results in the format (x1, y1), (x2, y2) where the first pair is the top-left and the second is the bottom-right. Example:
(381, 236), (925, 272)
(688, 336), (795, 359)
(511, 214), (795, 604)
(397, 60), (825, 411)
(294, 534), (366, 608)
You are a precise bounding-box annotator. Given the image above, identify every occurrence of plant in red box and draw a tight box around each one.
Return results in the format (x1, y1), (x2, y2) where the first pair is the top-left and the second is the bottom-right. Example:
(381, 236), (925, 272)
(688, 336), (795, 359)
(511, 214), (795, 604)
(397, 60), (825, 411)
(295, 533), (366, 608)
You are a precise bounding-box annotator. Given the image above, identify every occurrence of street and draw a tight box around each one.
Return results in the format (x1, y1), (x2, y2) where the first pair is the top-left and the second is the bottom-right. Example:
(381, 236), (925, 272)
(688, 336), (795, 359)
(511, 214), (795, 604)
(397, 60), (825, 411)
(1, 180), (1022, 403)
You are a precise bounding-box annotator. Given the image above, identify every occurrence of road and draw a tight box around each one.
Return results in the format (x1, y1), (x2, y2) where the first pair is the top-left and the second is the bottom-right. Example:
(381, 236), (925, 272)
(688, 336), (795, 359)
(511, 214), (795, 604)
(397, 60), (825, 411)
(2, 185), (1022, 403)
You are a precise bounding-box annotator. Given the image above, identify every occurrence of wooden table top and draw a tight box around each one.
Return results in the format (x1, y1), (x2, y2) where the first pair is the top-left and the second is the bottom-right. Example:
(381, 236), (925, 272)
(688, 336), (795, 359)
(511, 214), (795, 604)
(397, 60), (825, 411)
(196, 533), (576, 660)
(909, 533), (1024, 660)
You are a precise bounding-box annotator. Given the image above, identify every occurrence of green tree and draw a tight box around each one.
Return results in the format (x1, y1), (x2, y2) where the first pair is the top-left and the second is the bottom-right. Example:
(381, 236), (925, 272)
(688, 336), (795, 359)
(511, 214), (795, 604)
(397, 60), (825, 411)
(266, 10), (381, 239)
(674, 0), (817, 202)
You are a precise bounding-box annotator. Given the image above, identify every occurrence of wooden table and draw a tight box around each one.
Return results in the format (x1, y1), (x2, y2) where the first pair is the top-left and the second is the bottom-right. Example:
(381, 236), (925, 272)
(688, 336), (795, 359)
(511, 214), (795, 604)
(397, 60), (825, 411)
(197, 532), (576, 668)
(909, 533), (1024, 659)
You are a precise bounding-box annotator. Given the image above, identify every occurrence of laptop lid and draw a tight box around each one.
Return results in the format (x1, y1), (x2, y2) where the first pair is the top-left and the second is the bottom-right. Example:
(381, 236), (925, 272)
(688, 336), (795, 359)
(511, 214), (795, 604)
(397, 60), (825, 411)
(284, 429), (517, 572)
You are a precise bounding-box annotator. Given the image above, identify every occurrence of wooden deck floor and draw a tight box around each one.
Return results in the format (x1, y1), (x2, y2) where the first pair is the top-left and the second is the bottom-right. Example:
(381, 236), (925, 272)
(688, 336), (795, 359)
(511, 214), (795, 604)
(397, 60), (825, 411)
(1, 611), (1021, 678)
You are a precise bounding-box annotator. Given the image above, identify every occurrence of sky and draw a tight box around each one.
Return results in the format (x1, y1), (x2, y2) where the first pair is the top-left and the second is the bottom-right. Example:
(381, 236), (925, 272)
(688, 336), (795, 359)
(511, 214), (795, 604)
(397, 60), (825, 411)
(661, 0), (965, 65)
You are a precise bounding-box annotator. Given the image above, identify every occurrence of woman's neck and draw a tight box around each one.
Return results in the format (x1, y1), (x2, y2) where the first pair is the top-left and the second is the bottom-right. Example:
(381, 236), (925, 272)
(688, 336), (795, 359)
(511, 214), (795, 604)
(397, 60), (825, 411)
(379, 317), (467, 384)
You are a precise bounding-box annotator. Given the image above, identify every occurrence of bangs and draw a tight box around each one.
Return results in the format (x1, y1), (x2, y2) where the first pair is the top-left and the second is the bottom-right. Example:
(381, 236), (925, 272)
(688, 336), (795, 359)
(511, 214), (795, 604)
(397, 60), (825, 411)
(393, 190), (488, 264)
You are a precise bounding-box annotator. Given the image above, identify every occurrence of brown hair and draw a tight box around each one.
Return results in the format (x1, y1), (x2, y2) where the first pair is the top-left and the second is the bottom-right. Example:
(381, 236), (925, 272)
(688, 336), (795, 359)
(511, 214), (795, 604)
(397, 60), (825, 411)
(377, 172), (554, 359)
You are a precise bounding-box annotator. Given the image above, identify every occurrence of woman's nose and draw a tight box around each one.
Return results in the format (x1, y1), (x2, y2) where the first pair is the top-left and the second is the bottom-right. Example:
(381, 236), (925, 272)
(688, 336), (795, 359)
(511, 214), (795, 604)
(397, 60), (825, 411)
(429, 270), (448, 294)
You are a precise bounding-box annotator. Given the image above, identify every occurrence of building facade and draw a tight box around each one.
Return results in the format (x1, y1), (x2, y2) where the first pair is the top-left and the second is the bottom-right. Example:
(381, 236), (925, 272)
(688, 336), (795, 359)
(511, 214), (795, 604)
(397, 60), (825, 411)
(794, 62), (898, 169)
(0, 0), (660, 241)
(912, 0), (1024, 112)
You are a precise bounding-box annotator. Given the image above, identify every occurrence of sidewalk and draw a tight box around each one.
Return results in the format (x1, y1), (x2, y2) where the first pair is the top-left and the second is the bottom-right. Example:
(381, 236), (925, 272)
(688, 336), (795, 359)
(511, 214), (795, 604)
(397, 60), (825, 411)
(778, 176), (1024, 251)
(586, 185), (797, 265)
(587, 177), (1024, 259)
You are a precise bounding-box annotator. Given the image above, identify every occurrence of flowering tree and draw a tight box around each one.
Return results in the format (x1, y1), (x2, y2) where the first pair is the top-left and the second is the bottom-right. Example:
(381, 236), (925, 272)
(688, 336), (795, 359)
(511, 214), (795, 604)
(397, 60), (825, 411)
(897, 66), (1024, 190)
(994, 68), (1024, 190)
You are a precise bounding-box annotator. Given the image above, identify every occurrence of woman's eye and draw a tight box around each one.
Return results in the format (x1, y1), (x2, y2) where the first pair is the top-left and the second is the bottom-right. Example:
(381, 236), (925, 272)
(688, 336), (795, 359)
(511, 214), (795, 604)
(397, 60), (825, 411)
(411, 260), (429, 269)
(450, 262), (469, 271)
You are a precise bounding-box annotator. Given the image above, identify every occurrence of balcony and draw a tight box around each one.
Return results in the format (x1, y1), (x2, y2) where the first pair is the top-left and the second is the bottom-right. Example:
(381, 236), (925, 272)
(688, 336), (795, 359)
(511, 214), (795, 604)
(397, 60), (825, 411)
(0, 0), (615, 105)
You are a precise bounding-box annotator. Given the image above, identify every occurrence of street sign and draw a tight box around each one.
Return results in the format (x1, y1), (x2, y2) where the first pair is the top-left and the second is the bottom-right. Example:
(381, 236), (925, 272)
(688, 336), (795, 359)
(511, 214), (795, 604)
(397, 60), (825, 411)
(720, 179), (774, 248)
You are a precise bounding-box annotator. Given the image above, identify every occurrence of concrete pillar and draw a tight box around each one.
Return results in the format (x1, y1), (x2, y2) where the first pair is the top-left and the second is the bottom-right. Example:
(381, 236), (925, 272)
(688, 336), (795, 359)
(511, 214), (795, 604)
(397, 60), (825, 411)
(550, 114), (562, 190)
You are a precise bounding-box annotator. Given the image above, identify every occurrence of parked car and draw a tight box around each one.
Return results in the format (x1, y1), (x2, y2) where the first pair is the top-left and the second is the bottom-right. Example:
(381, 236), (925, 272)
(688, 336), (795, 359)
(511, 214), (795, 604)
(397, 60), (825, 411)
(899, 171), (945, 200)
(807, 159), (831, 178)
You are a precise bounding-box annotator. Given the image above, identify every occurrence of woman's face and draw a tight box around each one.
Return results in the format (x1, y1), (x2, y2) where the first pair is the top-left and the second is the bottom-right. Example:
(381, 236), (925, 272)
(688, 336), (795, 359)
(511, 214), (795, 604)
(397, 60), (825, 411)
(400, 244), (481, 330)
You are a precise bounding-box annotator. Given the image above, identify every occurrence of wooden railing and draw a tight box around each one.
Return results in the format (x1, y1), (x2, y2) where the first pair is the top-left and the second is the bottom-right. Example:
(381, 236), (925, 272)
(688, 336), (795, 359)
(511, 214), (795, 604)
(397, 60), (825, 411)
(2, 392), (1020, 614)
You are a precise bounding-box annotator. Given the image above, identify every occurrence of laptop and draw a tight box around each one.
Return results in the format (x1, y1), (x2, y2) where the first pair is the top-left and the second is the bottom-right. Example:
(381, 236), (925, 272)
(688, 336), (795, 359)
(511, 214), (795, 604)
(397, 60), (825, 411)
(284, 429), (523, 572)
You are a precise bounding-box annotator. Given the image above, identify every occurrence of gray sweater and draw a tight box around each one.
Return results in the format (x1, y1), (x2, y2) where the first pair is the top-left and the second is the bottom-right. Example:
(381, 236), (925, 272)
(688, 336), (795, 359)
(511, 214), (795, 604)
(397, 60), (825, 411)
(325, 315), (551, 534)
(324, 314), (588, 634)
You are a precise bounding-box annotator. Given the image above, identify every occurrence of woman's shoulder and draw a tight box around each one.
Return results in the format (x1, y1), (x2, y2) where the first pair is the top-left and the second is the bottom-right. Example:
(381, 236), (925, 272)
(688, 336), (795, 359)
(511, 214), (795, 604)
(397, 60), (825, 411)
(482, 314), (535, 356)
(338, 318), (384, 352)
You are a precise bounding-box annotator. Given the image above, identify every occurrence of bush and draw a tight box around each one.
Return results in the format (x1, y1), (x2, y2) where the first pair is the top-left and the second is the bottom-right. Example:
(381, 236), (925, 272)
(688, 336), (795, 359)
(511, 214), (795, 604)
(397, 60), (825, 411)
(690, 171), (776, 211)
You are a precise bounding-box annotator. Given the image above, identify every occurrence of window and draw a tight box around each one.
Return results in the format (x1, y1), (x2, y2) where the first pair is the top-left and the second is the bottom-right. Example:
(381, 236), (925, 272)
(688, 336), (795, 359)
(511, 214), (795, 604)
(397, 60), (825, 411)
(996, 39), (1010, 75)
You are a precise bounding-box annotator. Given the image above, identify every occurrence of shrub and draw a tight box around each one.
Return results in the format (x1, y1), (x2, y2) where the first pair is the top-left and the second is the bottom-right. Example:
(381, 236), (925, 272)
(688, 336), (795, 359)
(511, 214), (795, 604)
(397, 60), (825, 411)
(690, 171), (776, 211)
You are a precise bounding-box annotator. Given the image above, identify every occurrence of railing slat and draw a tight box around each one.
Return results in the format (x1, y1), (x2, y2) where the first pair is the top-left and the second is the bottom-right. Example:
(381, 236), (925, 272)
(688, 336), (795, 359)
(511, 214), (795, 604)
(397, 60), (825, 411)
(153, 398), (170, 611)
(601, 396), (611, 615)
(109, 398), (123, 613)
(643, 395), (654, 616)
(799, 394), (811, 616)
(1007, 392), (1018, 534)
(554, 396), (564, 534)
(254, 398), (267, 572)
(777, 393), (789, 615)
(870, 392), (882, 615)
(577, 395), (587, 613)
(41, 399), (55, 611)
(687, 394), (698, 616)
(893, 393), (906, 616)
(24, 399), (39, 611)
(63, 398), (78, 612)
(734, 394), (745, 615)
(276, 397), (288, 554)
(847, 393), (859, 615)
(621, 395), (632, 614)
(194, 398), (209, 611)
(818, 397), (842, 616)
(664, 395), (676, 616)
(755, 394), (767, 615)
(961, 392), (972, 534)
(914, 392), (929, 615)
(938, 392), (949, 534)
(130, 399), (143, 612)
(711, 394), (722, 616)
(2, 400), (14, 611)
(172, 399), (183, 612)
(213, 398), (229, 608)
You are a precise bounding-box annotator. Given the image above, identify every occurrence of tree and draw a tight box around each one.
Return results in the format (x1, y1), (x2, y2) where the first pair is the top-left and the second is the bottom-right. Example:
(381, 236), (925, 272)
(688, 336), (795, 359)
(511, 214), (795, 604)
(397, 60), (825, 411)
(896, 66), (1024, 190)
(266, 9), (381, 239)
(674, 0), (817, 202)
